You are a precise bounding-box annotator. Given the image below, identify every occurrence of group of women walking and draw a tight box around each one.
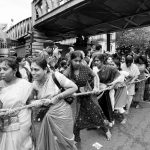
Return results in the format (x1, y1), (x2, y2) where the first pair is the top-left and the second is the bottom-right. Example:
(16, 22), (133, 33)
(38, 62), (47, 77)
(0, 49), (149, 150)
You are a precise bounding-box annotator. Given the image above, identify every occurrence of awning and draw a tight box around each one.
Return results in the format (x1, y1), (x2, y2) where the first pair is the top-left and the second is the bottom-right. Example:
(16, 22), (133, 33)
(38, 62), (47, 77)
(34, 0), (150, 41)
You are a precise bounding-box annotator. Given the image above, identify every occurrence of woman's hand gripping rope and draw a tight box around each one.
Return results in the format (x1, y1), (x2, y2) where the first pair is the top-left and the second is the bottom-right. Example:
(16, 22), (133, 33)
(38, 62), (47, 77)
(1, 75), (150, 117)
(0, 99), (51, 117)
(0, 93), (64, 117)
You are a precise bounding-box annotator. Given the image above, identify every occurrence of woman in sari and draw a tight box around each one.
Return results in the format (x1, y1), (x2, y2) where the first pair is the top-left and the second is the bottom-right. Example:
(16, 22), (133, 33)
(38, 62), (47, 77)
(0, 57), (34, 150)
(64, 51), (111, 142)
(31, 57), (78, 150)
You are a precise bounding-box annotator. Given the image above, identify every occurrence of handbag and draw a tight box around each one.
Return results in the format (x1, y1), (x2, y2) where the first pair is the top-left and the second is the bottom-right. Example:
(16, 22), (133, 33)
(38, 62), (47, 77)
(52, 73), (74, 104)
(31, 90), (51, 122)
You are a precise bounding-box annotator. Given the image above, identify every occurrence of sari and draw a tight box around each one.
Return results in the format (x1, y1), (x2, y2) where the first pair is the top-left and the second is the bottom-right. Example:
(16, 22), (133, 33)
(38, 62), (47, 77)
(33, 72), (77, 150)
(0, 79), (34, 150)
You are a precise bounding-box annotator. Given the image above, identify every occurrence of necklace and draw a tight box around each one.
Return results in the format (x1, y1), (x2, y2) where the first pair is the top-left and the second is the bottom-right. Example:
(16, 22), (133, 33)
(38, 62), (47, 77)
(37, 75), (48, 87)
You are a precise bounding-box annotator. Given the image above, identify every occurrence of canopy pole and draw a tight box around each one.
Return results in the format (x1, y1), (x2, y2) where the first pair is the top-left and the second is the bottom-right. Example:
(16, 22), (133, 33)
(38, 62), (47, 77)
(107, 33), (110, 52)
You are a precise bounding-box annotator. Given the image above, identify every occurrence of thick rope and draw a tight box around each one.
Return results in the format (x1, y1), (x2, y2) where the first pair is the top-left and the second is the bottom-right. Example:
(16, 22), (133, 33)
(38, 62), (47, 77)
(0, 75), (150, 117)
(0, 100), (44, 116)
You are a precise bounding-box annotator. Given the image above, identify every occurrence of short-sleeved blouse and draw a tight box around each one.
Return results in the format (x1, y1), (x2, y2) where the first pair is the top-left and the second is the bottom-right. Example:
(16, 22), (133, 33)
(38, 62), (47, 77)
(33, 72), (74, 100)
(64, 65), (94, 87)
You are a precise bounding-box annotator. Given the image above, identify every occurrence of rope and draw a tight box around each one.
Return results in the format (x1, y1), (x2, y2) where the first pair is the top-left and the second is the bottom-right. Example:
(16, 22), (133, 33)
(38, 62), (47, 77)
(73, 74), (150, 97)
(0, 99), (47, 117)
(0, 74), (150, 117)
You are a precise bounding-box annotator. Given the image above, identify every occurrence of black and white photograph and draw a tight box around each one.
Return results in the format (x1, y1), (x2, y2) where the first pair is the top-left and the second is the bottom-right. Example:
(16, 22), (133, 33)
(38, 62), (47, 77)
(0, 0), (150, 149)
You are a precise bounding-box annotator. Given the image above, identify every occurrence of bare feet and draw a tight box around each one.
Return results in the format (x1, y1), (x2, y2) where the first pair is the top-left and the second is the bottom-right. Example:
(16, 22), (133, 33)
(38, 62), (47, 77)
(106, 130), (112, 141)
(109, 120), (115, 127)
(135, 104), (140, 109)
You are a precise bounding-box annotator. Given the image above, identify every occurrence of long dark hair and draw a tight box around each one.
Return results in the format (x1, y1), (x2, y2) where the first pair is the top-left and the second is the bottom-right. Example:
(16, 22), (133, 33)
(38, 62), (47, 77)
(70, 50), (83, 61)
(93, 53), (106, 64)
(113, 59), (121, 70)
(134, 55), (148, 68)
(16, 57), (24, 63)
(0, 56), (21, 78)
(125, 55), (133, 65)
(67, 50), (83, 80)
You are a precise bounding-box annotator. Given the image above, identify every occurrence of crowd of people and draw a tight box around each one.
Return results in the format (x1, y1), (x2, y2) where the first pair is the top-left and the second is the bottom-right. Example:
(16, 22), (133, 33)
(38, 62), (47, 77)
(0, 43), (150, 150)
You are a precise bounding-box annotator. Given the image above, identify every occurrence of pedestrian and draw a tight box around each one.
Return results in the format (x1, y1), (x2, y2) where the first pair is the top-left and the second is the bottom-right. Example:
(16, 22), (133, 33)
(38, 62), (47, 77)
(31, 56), (78, 150)
(0, 57), (34, 150)
(64, 51), (111, 142)
(93, 54), (123, 126)
(16, 57), (32, 82)
(113, 58), (129, 124)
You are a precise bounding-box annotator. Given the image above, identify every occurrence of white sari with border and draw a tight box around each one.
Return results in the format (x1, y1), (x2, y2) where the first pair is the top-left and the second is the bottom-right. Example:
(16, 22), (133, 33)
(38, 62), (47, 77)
(0, 79), (34, 150)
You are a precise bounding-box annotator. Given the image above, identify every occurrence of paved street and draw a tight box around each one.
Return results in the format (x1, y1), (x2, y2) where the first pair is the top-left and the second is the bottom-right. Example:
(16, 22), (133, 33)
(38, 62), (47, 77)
(0, 102), (150, 150)
(75, 104), (150, 150)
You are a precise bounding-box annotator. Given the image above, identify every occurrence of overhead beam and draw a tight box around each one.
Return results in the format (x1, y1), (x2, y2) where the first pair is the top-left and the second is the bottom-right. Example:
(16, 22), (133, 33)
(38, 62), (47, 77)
(107, 33), (110, 52)
(102, 3), (122, 17)
(124, 18), (139, 26)
(123, 0), (149, 29)
(69, 10), (150, 35)
(108, 23), (122, 30)
(97, 28), (105, 32)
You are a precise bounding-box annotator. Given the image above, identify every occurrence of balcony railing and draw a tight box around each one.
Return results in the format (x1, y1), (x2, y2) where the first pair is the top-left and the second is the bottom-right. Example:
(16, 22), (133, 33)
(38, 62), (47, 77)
(0, 41), (19, 49)
(32, 0), (71, 21)
(6, 17), (32, 40)
(0, 42), (7, 49)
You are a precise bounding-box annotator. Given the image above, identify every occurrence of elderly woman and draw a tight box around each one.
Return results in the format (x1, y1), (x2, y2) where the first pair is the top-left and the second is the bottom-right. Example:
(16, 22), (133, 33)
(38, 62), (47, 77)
(64, 51), (111, 142)
(31, 56), (78, 150)
(0, 57), (34, 150)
